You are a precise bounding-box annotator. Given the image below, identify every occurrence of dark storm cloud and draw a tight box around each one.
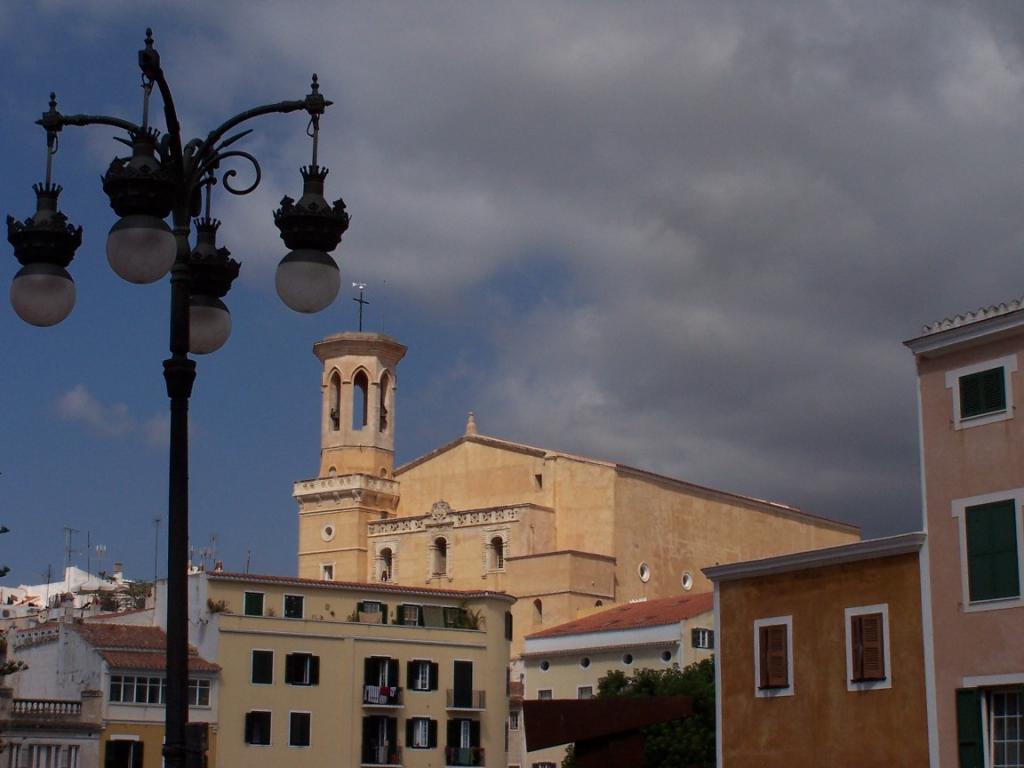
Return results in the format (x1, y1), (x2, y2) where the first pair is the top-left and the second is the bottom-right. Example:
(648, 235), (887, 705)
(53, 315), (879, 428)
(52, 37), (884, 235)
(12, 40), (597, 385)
(14, 1), (1024, 543)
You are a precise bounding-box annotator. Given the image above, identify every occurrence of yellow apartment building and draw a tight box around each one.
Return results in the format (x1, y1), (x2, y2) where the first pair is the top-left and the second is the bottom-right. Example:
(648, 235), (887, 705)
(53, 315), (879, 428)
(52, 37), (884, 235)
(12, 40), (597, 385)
(294, 331), (861, 659)
(187, 569), (514, 768)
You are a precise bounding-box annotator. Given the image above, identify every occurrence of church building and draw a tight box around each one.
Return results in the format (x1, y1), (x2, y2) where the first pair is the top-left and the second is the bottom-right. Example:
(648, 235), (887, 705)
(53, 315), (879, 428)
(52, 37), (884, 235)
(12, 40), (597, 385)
(294, 331), (860, 655)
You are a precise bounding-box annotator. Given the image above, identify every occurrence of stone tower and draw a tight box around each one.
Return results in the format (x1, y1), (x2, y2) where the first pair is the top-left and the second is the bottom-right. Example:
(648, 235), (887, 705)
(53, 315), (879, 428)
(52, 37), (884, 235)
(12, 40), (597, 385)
(295, 332), (407, 581)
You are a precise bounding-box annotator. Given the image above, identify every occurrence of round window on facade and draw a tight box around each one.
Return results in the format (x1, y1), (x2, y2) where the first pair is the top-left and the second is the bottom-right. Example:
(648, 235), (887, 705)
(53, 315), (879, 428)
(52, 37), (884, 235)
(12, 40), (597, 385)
(638, 562), (651, 583)
(622, 653), (634, 665)
(321, 523), (336, 542)
(661, 650), (673, 663)
(540, 660), (550, 672)
(580, 657), (591, 669)
(681, 571), (693, 591)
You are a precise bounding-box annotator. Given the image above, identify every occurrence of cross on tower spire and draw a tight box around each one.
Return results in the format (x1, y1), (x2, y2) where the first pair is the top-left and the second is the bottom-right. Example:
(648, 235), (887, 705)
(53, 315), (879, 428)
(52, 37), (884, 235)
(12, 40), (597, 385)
(352, 282), (369, 331)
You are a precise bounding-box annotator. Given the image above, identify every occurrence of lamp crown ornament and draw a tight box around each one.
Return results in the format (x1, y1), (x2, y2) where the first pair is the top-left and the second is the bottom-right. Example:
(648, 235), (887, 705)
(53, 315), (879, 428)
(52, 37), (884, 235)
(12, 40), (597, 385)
(102, 128), (175, 218)
(274, 166), (350, 252)
(189, 218), (240, 300)
(6, 183), (82, 268)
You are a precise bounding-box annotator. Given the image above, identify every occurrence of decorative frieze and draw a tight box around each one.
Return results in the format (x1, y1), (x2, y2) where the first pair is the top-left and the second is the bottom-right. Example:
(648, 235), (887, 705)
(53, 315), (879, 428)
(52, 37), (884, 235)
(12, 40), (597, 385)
(368, 503), (523, 537)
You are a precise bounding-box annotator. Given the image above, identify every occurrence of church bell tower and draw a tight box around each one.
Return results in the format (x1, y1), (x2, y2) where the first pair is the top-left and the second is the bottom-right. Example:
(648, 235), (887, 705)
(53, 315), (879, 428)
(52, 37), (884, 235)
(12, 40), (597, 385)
(294, 332), (407, 581)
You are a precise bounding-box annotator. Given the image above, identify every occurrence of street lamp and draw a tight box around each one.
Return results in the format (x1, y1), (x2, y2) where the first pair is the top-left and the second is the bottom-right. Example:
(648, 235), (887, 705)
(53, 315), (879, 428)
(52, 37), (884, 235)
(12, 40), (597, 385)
(6, 29), (349, 768)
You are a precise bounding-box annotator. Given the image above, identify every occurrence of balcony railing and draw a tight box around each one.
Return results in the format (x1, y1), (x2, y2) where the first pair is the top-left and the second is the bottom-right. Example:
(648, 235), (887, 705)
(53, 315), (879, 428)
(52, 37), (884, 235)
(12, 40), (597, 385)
(445, 746), (484, 766)
(363, 685), (403, 707)
(361, 742), (401, 766)
(12, 698), (82, 717)
(446, 689), (485, 709)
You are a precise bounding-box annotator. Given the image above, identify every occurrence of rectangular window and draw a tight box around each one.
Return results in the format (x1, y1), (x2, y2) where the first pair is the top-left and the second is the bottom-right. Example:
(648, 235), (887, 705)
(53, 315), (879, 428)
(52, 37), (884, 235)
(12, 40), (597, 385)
(399, 604), (421, 626)
(289, 712), (311, 747)
(245, 711), (271, 746)
(960, 367), (1007, 419)
(243, 592), (264, 617)
(845, 604), (891, 691)
(692, 627), (715, 649)
(251, 650), (274, 685)
(537, 689), (552, 700)
(406, 717), (437, 749)
(321, 564), (334, 581)
(285, 653), (320, 686)
(408, 659), (437, 691)
(967, 500), (1021, 602)
(754, 616), (794, 697)
(577, 686), (593, 699)
(105, 741), (143, 768)
(189, 678), (212, 707)
(509, 710), (520, 730)
(946, 356), (1017, 429)
(990, 688), (1024, 768)
(284, 594), (304, 619)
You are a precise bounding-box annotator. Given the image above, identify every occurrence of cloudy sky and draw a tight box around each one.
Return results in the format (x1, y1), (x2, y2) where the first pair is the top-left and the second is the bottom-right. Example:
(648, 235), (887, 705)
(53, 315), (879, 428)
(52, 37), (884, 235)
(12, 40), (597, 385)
(2, 1), (1023, 585)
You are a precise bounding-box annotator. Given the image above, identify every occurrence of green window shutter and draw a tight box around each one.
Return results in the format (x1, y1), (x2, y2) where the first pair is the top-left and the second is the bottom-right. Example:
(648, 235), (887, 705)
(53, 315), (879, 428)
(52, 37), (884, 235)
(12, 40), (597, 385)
(966, 500), (1020, 601)
(960, 367), (1006, 418)
(956, 688), (983, 768)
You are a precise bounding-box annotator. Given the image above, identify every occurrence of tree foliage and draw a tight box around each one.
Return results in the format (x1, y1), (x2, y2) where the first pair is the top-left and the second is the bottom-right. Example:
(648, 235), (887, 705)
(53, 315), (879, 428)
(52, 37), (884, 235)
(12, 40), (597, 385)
(563, 658), (716, 768)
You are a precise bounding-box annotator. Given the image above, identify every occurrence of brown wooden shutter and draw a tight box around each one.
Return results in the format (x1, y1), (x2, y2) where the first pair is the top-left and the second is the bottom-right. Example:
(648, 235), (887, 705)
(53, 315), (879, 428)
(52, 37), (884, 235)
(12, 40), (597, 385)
(758, 626), (770, 688)
(850, 614), (864, 681)
(859, 613), (885, 680)
(761, 624), (788, 688)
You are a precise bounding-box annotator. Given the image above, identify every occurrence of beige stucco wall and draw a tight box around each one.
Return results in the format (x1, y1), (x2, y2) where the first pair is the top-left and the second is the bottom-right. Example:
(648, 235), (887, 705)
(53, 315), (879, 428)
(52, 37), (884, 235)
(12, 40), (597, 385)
(206, 577), (512, 768)
(101, 723), (218, 768)
(613, 470), (860, 602)
(916, 332), (1024, 766)
(717, 553), (927, 767)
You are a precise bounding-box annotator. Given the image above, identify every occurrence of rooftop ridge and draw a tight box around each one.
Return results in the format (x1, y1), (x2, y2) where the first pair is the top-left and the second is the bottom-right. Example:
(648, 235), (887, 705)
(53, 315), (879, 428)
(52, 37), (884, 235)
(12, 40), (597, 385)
(920, 297), (1024, 336)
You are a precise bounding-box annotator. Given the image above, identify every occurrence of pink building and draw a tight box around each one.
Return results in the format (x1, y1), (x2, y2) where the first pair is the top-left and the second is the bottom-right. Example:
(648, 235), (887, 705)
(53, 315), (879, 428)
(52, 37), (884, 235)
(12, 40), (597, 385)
(906, 299), (1024, 768)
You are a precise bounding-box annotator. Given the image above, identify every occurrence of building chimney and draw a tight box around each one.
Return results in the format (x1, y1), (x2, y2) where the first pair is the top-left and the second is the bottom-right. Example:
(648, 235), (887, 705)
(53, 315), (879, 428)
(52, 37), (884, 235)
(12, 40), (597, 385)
(112, 562), (124, 582)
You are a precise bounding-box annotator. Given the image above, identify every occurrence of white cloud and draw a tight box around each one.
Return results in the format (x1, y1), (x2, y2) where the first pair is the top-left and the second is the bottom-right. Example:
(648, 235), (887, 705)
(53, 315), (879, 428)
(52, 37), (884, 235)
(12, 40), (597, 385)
(55, 385), (135, 437)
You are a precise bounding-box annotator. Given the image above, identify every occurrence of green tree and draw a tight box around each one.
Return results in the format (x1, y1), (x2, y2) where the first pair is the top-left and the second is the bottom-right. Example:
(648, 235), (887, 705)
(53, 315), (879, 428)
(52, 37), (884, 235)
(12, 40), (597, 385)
(563, 658), (716, 768)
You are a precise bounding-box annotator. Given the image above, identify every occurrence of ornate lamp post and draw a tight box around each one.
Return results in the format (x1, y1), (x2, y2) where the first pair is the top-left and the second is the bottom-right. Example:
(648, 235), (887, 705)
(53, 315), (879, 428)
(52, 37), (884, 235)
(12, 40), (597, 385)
(7, 30), (349, 768)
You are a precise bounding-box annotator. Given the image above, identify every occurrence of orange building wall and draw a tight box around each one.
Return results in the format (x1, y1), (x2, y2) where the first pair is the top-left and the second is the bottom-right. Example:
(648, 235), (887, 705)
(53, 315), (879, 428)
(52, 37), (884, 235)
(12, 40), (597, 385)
(719, 553), (927, 767)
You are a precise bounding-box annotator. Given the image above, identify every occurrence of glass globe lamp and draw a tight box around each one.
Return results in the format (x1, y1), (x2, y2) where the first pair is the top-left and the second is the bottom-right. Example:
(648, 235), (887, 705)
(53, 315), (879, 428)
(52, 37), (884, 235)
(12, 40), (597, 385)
(10, 263), (76, 327)
(106, 214), (177, 284)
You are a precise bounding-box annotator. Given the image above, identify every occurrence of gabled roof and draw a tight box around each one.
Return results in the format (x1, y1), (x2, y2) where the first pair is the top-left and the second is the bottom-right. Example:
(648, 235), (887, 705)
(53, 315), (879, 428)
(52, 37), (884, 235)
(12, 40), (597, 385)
(905, 297), (1024, 355)
(526, 592), (713, 640)
(208, 571), (515, 602)
(67, 622), (219, 672)
(69, 623), (167, 650)
(395, 433), (858, 533)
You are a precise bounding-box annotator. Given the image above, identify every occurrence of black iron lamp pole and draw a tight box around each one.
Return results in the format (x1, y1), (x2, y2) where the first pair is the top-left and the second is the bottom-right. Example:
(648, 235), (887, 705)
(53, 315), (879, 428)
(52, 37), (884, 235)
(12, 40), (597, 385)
(7, 30), (350, 768)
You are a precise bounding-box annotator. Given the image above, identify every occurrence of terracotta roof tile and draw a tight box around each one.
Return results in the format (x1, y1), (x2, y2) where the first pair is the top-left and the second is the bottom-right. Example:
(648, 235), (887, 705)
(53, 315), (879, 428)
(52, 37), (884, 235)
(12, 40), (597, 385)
(70, 623), (168, 650)
(525, 592), (713, 639)
(100, 650), (219, 673)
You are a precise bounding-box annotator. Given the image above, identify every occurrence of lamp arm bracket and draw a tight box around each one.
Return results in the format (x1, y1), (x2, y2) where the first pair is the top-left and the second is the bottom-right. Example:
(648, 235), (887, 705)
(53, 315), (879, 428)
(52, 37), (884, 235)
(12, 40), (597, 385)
(194, 98), (313, 168)
(38, 113), (142, 135)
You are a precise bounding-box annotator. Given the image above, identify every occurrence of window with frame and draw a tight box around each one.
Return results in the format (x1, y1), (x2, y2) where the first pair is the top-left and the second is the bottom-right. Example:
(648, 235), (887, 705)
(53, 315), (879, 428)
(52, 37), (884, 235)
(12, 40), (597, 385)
(251, 650), (274, 685)
(285, 653), (320, 686)
(754, 616), (793, 697)
(289, 712), (311, 747)
(244, 710), (271, 746)
(947, 356), (1017, 429)
(407, 659), (438, 691)
(966, 499), (1021, 602)
(692, 627), (714, 649)
(845, 605), (890, 690)
(398, 604), (422, 626)
(957, 687), (1024, 768)
(284, 594), (304, 619)
(189, 678), (212, 707)
(406, 717), (437, 749)
(105, 741), (143, 768)
(509, 710), (520, 730)
(960, 367), (1007, 420)
(537, 689), (552, 700)
(577, 686), (593, 699)
(243, 592), (264, 617)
